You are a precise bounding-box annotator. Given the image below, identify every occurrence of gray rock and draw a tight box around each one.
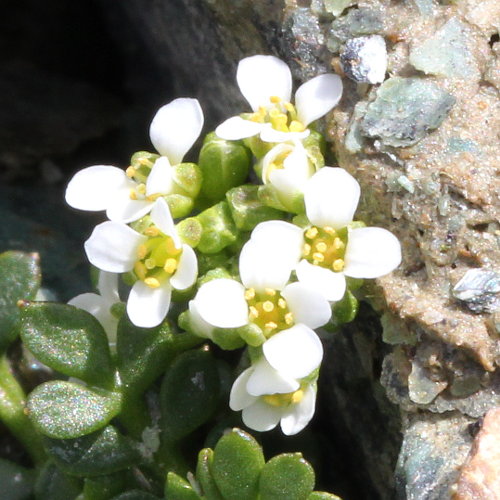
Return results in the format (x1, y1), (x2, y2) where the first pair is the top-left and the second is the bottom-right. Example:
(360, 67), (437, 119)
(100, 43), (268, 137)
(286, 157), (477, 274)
(409, 18), (476, 78)
(323, 0), (352, 17)
(453, 269), (500, 314)
(360, 77), (455, 147)
(344, 101), (368, 153)
(340, 35), (387, 83)
(412, 0), (435, 17)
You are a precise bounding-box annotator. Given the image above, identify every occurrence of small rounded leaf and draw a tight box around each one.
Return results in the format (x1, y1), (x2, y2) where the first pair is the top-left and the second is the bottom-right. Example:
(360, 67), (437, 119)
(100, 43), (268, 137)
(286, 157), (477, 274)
(196, 448), (224, 500)
(111, 492), (161, 500)
(0, 458), (35, 500)
(259, 453), (315, 500)
(212, 428), (265, 500)
(34, 462), (82, 500)
(165, 472), (202, 500)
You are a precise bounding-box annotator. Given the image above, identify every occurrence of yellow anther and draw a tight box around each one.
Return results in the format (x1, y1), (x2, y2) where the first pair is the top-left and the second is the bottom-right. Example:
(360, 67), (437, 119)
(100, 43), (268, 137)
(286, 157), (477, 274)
(144, 226), (160, 237)
(138, 158), (153, 166)
(129, 190), (138, 200)
(146, 193), (161, 202)
(137, 244), (148, 260)
(269, 107), (280, 117)
(270, 95), (281, 103)
(244, 288), (256, 301)
(145, 258), (156, 270)
(291, 389), (304, 404)
(303, 243), (311, 256)
(126, 166), (136, 178)
(134, 262), (147, 280)
(284, 102), (295, 113)
(137, 183), (146, 195)
(164, 258), (178, 274)
(313, 252), (325, 263)
(278, 298), (287, 309)
(264, 288), (276, 296)
(305, 227), (319, 239)
(263, 394), (283, 407)
(323, 226), (336, 235)
(289, 120), (305, 132)
(315, 241), (327, 253)
(262, 301), (274, 313)
(333, 237), (344, 250)
(332, 259), (345, 272)
(285, 312), (294, 325)
(165, 238), (181, 256)
(265, 321), (278, 330)
(144, 277), (161, 288)
(249, 306), (259, 320)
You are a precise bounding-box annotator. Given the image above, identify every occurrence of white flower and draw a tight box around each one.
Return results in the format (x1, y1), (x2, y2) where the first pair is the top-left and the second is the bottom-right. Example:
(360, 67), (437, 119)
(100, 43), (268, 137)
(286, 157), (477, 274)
(229, 358), (317, 435)
(251, 167), (402, 302)
(84, 198), (198, 328)
(65, 98), (204, 223)
(215, 55), (342, 143)
(68, 271), (121, 348)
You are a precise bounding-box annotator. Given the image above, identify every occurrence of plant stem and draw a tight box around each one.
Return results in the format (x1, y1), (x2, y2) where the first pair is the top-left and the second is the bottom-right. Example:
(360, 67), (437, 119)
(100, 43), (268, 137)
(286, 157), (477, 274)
(0, 354), (46, 464)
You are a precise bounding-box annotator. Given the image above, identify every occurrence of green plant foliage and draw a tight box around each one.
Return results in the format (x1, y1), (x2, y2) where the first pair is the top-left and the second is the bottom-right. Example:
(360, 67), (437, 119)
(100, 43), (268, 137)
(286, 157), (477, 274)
(165, 472), (202, 500)
(307, 493), (343, 500)
(19, 302), (114, 389)
(0, 251), (40, 351)
(28, 381), (121, 439)
(34, 462), (82, 500)
(259, 453), (315, 500)
(0, 458), (35, 500)
(82, 472), (129, 500)
(160, 349), (220, 440)
(110, 492), (161, 500)
(330, 289), (359, 329)
(196, 202), (239, 254)
(196, 449), (224, 500)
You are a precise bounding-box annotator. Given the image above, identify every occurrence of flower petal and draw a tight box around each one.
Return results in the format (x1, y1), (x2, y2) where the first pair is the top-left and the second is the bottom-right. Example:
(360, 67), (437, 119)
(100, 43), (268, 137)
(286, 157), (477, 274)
(150, 198), (180, 247)
(295, 73), (343, 126)
(236, 55), (292, 111)
(146, 156), (174, 196)
(304, 167), (360, 228)
(106, 194), (153, 223)
(295, 259), (346, 302)
(85, 222), (146, 273)
(188, 300), (215, 339)
(242, 400), (282, 432)
(263, 324), (323, 379)
(281, 282), (332, 328)
(170, 244), (197, 290)
(65, 165), (128, 211)
(229, 368), (258, 411)
(280, 384), (316, 436)
(97, 271), (120, 304)
(250, 221), (304, 261)
(149, 98), (204, 164)
(127, 281), (171, 328)
(215, 116), (265, 141)
(344, 227), (402, 278)
(193, 279), (248, 328)
(259, 126), (309, 143)
(246, 358), (299, 396)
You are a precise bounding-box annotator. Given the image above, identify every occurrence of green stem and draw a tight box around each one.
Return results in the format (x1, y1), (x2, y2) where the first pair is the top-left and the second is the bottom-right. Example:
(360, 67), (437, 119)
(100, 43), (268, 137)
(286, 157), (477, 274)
(0, 354), (46, 464)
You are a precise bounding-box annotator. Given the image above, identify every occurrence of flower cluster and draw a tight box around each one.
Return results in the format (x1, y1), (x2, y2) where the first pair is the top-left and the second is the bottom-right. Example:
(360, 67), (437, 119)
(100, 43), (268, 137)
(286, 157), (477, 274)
(66, 55), (401, 436)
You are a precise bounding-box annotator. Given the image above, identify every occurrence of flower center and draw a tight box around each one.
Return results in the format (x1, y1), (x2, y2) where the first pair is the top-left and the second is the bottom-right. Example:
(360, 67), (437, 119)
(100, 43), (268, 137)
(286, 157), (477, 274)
(133, 226), (182, 288)
(248, 96), (306, 133)
(263, 388), (304, 408)
(125, 154), (163, 202)
(244, 287), (294, 337)
(303, 226), (347, 272)
(263, 148), (292, 183)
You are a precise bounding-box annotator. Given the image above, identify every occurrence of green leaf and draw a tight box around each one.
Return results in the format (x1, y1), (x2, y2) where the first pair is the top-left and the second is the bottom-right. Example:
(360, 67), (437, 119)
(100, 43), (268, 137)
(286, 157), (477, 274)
(82, 472), (128, 500)
(160, 350), (220, 440)
(28, 381), (121, 439)
(329, 290), (359, 329)
(196, 449), (223, 500)
(110, 492), (160, 500)
(0, 251), (40, 351)
(19, 302), (114, 388)
(44, 426), (140, 477)
(307, 493), (343, 500)
(164, 472), (201, 500)
(35, 462), (82, 500)
(196, 202), (239, 254)
(0, 458), (35, 500)
(259, 453), (315, 500)
(212, 428), (265, 500)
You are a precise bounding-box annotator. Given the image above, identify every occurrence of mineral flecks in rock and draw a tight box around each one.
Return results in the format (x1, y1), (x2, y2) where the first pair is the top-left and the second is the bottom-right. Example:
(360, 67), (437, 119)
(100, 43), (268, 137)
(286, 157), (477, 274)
(340, 35), (387, 84)
(452, 268), (500, 314)
(360, 77), (455, 147)
(323, 0), (352, 17)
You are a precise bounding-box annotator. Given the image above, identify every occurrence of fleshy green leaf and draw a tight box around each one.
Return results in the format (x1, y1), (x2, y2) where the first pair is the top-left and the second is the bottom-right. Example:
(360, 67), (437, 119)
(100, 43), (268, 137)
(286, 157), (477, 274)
(259, 453), (315, 500)
(212, 428), (265, 500)
(196, 448), (224, 500)
(34, 462), (82, 500)
(165, 472), (202, 500)
(28, 381), (121, 439)
(44, 426), (140, 477)
(110, 492), (160, 500)
(19, 302), (114, 389)
(196, 202), (239, 254)
(0, 458), (35, 500)
(0, 251), (40, 351)
(307, 493), (343, 500)
(329, 290), (359, 330)
(83, 472), (128, 500)
(160, 350), (220, 440)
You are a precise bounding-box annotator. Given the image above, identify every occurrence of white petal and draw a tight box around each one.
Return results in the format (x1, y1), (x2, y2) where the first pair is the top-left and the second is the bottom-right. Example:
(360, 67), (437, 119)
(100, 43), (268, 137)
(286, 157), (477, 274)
(193, 279), (248, 328)
(188, 300), (215, 339)
(344, 227), (402, 278)
(281, 282), (331, 328)
(304, 167), (360, 228)
(295, 74), (343, 126)
(127, 281), (171, 328)
(239, 240), (294, 291)
(146, 156), (174, 196)
(242, 400), (282, 432)
(280, 385), (316, 436)
(260, 126), (309, 143)
(295, 259), (346, 302)
(261, 143), (293, 183)
(170, 244), (197, 290)
(97, 271), (120, 304)
(269, 144), (313, 194)
(215, 116), (265, 141)
(246, 358), (299, 396)
(149, 98), (204, 164)
(250, 221), (304, 261)
(65, 165), (128, 211)
(84, 222), (146, 273)
(106, 195), (153, 224)
(236, 55), (292, 111)
(263, 324), (323, 379)
(150, 198), (180, 247)
(229, 368), (258, 411)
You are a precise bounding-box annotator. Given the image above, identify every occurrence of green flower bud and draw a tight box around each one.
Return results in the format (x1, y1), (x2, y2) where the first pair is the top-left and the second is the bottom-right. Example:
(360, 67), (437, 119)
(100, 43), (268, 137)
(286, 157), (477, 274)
(226, 185), (284, 231)
(198, 251), (234, 277)
(197, 268), (233, 287)
(163, 194), (194, 219)
(198, 133), (251, 204)
(176, 217), (203, 248)
(212, 327), (245, 350)
(242, 134), (273, 159)
(237, 323), (266, 347)
(196, 202), (239, 254)
(258, 184), (305, 214)
(129, 151), (160, 183)
(173, 162), (203, 198)
(302, 129), (326, 170)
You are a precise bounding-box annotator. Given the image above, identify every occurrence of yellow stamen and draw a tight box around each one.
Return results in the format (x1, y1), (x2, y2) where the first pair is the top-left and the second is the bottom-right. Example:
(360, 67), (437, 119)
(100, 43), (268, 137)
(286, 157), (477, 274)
(291, 389), (304, 404)
(249, 306), (259, 320)
(144, 226), (160, 237)
(145, 258), (156, 270)
(284, 102), (295, 113)
(313, 252), (324, 263)
(137, 244), (148, 260)
(265, 321), (278, 330)
(332, 259), (345, 272)
(244, 288), (256, 301)
(289, 120), (305, 132)
(134, 262), (147, 280)
(303, 243), (311, 256)
(278, 298), (287, 309)
(264, 288), (276, 296)
(137, 183), (146, 195)
(323, 226), (336, 235)
(146, 193), (161, 202)
(263, 394), (284, 407)
(333, 237), (344, 250)
(305, 227), (318, 239)
(129, 190), (138, 200)
(144, 277), (161, 288)
(315, 241), (327, 253)
(164, 258), (178, 274)
(126, 166), (136, 178)
(285, 312), (294, 325)
(270, 95), (281, 103)
(262, 301), (274, 313)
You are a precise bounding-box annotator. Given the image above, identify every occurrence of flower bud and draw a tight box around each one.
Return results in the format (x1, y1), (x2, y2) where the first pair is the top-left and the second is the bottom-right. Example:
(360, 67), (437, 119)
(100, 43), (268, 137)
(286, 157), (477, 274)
(172, 162), (202, 198)
(196, 202), (239, 254)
